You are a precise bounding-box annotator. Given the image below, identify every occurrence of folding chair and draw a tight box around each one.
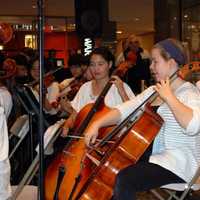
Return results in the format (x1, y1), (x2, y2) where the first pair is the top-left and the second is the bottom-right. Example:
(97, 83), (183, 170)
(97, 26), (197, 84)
(10, 85), (50, 184)
(10, 119), (65, 200)
(9, 114), (29, 159)
(151, 166), (200, 200)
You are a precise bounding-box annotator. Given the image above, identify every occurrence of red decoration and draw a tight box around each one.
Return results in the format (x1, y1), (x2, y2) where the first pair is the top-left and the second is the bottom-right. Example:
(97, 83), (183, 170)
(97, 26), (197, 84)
(0, 23), (13, 44)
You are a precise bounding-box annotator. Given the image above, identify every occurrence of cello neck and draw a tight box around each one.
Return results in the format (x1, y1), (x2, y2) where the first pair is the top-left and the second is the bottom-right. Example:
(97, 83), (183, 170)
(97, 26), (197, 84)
(75, 79), (113, 136)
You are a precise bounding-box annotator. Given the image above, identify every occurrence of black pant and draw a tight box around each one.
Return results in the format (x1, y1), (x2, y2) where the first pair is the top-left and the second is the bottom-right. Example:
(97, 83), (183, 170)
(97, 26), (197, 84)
(113, 161), (185, 200)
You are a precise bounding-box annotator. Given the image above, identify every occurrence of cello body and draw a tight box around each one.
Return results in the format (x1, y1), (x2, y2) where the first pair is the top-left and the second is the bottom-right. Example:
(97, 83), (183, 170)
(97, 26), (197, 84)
(44, 103), (115, 200)
(75, 105), (163, 200)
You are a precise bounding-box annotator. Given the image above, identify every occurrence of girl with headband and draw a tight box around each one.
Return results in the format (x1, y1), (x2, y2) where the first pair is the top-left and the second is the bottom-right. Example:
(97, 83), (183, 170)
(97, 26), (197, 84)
(84, 38), (200, 200)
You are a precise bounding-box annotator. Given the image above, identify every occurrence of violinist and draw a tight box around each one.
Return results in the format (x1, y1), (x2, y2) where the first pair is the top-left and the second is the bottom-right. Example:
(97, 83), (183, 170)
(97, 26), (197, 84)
(115, 50), (137, 79)
(28, 57), (60, 119)
(62, 47), (135, 136)
(59, 54), (87, 101)
(123, 34), (151, 95)
(13, 54), (30, 85)
(84, 38), (200, 200)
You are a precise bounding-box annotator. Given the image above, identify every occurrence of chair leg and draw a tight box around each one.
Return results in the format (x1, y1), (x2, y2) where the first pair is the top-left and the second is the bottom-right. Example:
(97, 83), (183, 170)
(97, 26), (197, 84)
(150, 189), (166, 200)
(164, 190), (178, 200)
(179, 189), (191, 200)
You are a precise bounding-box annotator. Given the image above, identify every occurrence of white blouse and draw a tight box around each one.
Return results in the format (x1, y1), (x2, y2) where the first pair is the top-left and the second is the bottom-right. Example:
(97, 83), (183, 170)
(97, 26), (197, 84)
(0, 87), (12, 161)
(115, 82), (200, 182)
(0, 87), (12, 199)
(71, 80), (135, 112)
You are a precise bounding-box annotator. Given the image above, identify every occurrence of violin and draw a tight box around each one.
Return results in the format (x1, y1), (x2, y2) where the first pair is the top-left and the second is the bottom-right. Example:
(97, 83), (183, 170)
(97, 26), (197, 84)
(66, 76), (86, 100)
(114, 51), (137, 79)
(44, 73), (55, 88)
(29, 67), (63, 89)
(114, 61), (129, 78)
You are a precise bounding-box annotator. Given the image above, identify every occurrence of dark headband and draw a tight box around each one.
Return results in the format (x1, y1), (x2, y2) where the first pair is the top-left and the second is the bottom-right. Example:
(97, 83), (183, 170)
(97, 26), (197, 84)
(158, 39), (186, 65)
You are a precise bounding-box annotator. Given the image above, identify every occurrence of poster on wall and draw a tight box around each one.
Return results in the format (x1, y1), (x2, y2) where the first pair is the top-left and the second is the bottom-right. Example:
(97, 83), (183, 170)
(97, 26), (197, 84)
(25, 35), (37, 49)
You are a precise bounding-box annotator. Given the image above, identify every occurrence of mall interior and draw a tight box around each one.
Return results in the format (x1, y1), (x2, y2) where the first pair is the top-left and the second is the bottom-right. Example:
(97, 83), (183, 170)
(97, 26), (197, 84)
(0, 0), (200, 199)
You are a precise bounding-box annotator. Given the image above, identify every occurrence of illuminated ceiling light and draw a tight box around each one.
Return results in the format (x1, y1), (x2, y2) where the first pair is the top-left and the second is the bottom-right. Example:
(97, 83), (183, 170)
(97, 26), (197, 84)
(134, 18), (140, 21)
(0, 45), (4, 50)
(184, 14), (188, 18)
(116, 30), (122, 34)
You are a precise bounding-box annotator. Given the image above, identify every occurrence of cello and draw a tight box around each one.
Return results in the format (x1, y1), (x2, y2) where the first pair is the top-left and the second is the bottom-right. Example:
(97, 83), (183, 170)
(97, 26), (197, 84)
(72, 61), (200, 200)
(44, 78), (117, 200)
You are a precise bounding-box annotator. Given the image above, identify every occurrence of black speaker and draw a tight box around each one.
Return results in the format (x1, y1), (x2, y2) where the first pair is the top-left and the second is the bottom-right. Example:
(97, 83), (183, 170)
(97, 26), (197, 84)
(75, 0), (103, 38)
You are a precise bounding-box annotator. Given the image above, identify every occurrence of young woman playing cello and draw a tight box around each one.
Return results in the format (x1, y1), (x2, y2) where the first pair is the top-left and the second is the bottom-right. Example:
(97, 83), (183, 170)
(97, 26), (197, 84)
(61, 47), (135, 136)
(84, 38), (200, 200)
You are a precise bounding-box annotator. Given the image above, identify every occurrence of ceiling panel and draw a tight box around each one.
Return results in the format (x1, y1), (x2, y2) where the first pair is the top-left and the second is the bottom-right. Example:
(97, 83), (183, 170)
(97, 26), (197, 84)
(0, 0), (154, 36)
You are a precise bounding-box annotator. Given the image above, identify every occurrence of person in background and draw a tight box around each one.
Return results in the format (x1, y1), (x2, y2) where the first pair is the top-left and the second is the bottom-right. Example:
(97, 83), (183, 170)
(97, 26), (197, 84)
(13, 54), (30, 85)
(20, 47), (38, 66)
(115, 38), (128, 67)
(28, 58), (60, 122)
(58, 54), (93, 104)
(0, 64), (13, 199)
(84, 38), (200, 200)
(115, 50), (137, 80)
(46, 49), (57, 72)
(62, 47), (135, 136)
(80, 55), (93, 81)
(123, 34), (151, 94)
(59, 54), (84, 92)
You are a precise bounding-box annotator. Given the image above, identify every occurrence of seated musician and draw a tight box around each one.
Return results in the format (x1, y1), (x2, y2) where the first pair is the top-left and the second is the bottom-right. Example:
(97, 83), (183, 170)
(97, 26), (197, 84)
(28, 58), (61, 121)
(84, 38), (200, 200)
(0, 64), (13, 199)
(62, 47), (135, 136)
(59, 54), (88, 101)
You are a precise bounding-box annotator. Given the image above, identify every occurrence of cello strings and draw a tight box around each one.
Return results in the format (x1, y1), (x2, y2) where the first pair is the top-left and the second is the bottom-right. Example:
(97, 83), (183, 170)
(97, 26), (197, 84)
(66, 135), (115, 144)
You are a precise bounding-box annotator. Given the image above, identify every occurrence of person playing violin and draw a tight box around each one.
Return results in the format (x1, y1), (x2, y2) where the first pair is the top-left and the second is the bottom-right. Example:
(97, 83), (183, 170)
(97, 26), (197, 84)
(29, 57), (60, 120)
(115, 50), (137, 79)
(84, 38), (200, 200)
(59, 54), (89, 102)
(62, 47), (135, 136)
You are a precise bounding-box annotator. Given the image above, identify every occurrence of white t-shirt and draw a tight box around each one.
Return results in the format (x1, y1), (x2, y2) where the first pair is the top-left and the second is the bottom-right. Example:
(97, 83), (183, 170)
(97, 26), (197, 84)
(0, 86), (12, 199)
(0, 87), (12, 119)
(196, 80), (200, 91)
(0, 87), (12, 161)
(71, 80), (135, 113)
(31, 81), (60, 115)
(115, 82), (200, 182)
